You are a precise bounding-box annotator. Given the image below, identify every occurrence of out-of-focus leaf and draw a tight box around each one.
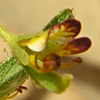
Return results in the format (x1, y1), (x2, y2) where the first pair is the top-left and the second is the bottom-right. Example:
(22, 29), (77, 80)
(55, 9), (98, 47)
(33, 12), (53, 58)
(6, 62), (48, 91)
(0, 57), (27, 99)
(43, 8), (74, 31)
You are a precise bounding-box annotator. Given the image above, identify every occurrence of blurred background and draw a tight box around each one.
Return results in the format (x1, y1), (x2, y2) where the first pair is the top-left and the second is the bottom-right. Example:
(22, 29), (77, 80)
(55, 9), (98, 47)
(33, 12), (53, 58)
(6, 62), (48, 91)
(0, 0), (100, 100)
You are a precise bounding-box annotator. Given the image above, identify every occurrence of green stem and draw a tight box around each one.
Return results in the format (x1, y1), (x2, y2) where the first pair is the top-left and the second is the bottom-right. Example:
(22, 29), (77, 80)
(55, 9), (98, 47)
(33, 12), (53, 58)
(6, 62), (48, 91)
(0, 25), (29, 65)
(0, 25), (17, 43)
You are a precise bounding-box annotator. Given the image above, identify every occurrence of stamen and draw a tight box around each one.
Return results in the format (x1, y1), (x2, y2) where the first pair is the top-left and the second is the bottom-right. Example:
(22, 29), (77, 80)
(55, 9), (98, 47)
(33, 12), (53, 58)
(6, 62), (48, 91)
(16, 86), (28, 93)
(61, 57), (82, 68)
(7, 91), (19, 99)
(43, 53), (61, 70)
(6, 86), (28, 99)
(34, 54), (40, 69)
(29, 54), (54, 74)
(72, 57), (82, 63)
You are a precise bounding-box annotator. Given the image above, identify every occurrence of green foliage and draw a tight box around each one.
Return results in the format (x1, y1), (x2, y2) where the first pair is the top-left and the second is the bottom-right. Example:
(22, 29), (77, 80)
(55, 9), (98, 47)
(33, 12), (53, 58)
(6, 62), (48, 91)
(0, 57), (27, 99)
(43, 9), (74, 31)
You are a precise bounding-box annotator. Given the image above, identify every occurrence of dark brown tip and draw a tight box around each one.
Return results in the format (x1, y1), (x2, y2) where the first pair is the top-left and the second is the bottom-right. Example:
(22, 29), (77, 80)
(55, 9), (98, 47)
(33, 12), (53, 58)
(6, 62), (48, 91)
(65, 37), (92, 55)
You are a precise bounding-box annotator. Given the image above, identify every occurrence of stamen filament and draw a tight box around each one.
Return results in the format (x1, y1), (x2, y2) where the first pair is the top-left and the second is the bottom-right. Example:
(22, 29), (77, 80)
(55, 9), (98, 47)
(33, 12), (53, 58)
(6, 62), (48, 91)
(61, 57), (82, 68)
(7, 91), (19, 99)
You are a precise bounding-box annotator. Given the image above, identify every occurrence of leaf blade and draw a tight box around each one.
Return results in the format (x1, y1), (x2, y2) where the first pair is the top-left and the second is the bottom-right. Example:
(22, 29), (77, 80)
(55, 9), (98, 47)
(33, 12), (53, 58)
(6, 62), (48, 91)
(0, 57), (27, 99)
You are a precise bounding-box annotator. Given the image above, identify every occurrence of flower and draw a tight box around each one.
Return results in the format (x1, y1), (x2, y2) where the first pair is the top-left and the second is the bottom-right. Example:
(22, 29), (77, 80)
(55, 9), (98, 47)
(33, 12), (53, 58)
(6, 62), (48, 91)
(18, 19), (91, 74)
(0, 9), (92, 99)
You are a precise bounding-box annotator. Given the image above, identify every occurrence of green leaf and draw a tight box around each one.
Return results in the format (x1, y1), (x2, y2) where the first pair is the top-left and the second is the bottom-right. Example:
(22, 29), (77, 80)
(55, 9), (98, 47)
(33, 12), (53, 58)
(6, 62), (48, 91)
(0, 57), (27, 99)
(43, 8), (74, 31)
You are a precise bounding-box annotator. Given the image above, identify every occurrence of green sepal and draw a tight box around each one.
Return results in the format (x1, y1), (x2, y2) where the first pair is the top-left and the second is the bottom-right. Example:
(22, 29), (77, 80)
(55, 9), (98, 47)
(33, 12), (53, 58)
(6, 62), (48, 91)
(0, 57), (27, 99)
(24, 66), (73, 93)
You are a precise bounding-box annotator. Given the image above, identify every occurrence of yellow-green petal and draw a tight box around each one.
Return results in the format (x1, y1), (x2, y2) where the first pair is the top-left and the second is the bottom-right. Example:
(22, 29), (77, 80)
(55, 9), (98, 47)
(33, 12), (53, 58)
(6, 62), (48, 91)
(19, 31), (49, 52)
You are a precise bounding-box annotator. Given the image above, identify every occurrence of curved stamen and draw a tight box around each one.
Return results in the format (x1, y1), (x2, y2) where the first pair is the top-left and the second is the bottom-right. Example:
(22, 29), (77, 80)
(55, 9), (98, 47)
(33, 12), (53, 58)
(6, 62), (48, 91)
(6, 86), (27, 99)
